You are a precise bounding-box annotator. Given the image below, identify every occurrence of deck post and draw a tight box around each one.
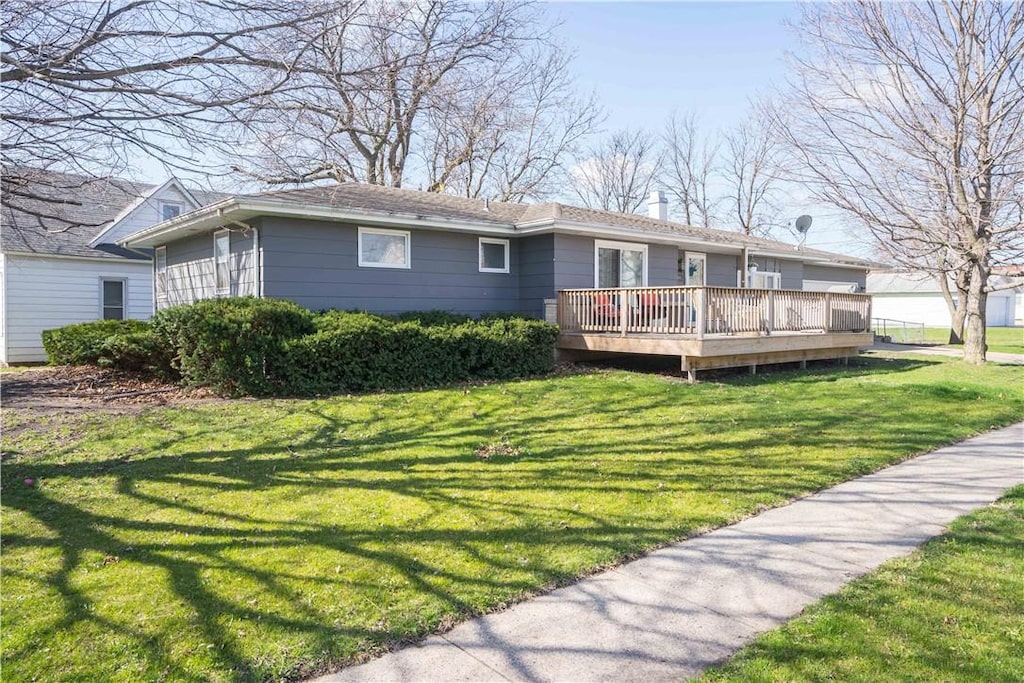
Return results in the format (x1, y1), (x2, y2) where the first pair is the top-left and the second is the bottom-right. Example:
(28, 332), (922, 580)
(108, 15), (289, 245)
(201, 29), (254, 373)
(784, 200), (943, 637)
(767, 290), (775, 334)
(824, 292), (833, 332)
(619, 292), (629, 337)
(696, 288), (706, 340)
(749, 364), (757, 375)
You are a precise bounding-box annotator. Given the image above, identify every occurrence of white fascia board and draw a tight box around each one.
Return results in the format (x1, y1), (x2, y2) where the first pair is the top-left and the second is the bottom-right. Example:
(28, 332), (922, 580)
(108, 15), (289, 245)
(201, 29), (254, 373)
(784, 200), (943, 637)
(748, 247), (873, 270)
(516, 220), (746, 254)
(122, 198), (518, 248)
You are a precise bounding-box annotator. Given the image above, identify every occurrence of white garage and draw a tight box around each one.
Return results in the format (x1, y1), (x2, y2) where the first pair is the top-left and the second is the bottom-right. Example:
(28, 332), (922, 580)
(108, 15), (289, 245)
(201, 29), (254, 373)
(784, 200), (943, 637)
(868, 271), (1023, 328)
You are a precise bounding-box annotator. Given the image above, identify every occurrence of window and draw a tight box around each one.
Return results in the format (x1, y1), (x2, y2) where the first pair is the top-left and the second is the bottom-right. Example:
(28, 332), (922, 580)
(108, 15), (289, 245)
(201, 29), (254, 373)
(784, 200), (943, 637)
(214, 230), (230, 295)
(479, 238), (510, 273)
(594, 240), (647, 288)
(155, 246), (167, 301)
(682, 252), (706, 286)
(101, 279), (125, 320)
(160, 203), (182, 221)
(749, 271), (781, 289)
(359, 227), (410, 268)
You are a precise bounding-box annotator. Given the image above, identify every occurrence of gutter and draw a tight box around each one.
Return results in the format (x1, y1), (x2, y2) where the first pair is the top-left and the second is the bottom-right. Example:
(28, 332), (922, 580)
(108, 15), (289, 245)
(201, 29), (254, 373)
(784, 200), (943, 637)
(121, 198), (517, 248)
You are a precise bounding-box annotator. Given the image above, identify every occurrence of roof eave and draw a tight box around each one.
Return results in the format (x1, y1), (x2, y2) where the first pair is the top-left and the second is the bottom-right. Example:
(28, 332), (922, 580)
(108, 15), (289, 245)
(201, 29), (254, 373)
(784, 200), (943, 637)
(121, 197), (519, 248)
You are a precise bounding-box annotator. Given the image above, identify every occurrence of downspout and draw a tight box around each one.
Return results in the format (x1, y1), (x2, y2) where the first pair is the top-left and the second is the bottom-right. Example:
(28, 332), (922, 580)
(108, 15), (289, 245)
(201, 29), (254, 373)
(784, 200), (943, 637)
(252, 225), (262, 298)
(741, 247), (750, 288)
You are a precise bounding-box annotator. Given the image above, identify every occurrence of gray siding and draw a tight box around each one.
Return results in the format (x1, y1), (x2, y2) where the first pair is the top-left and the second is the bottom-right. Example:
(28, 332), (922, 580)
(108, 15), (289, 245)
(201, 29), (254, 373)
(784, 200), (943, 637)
(518, 234), (554, 317)
(260, 217), (519, 315)
(552, 234), (595, 291)
(161, 228), (255, 308)
(778, 258), (804, 290)
(706, 252), (740, 287)
(648, 244), (678, 286)
(803, 265), (867, 292)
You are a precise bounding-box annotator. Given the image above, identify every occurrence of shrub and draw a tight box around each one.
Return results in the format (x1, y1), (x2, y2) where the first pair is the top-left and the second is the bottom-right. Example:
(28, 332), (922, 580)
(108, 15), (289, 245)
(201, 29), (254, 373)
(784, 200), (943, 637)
(96, 330), (175, 378)
(42, 319), (150, 365)
(393, 310), (473, 327)
(280, 311), (557, 395)
(151, 297), (314, 396)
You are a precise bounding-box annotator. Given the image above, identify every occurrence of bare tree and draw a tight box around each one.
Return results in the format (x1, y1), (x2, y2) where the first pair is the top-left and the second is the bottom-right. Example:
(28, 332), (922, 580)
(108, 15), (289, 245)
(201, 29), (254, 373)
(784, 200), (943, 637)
(235, 0), (557, 190)
(2, 0), (331, 228)
(661, 111), (719, 227)
(423, 44), (602, 201)
(721, 118), (781, 237)
(570, 128), (664, 214)
(773, 1), (1024, 363)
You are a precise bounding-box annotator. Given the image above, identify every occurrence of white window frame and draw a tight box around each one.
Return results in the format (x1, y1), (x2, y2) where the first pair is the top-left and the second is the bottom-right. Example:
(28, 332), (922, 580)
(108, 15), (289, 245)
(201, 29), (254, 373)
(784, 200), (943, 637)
(594, 240), (648, 288)
(160, 202), (183, 221)
(154, 246), (167, 305)
(478, 237), (510, 273)
(99, 277), (126, 320)
(683, 251), (707, 286)
(750, 271), (782, 290)
(358, 227), (411, 269)
(214, 230), (230, 296)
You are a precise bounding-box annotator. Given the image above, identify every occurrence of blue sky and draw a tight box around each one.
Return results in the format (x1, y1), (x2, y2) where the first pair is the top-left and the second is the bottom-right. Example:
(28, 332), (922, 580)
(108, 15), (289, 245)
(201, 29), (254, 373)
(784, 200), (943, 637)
(552, 1), (797, 133)
(549, 1), (868, 256)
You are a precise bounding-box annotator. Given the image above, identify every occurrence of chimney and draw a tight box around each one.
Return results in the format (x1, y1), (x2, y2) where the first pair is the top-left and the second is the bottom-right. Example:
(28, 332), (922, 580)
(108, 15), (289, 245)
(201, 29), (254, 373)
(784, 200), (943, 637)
(648, 190), (667, 221)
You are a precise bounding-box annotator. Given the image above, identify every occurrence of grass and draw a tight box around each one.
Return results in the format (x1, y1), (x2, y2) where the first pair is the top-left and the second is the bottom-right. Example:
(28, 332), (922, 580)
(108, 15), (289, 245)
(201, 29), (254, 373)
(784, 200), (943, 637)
(2, 356), (1022, 681)
(918, 326), (1024, 354)
(700, 485), (1024, 682)
(0, 365), (44, 373)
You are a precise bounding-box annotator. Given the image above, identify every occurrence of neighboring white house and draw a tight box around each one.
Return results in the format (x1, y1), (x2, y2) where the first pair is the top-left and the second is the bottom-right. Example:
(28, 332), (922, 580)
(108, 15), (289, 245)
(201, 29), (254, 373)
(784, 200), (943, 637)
(867, 270), (1024, 328)
(0, 170), (224, 364)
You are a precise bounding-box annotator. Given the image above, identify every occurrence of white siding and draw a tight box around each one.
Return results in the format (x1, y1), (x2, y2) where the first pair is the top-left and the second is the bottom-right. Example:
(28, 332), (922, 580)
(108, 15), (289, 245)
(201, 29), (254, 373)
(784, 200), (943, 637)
(91, 185), (199, 246)
(872, 292), (1015, 328)
(0, 254), (7, 364)
(3, 254), (152, 363)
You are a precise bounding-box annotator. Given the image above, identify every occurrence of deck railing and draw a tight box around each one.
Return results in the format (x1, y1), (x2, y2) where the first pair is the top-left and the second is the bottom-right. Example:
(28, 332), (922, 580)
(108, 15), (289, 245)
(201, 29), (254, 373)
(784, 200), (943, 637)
(557, 286), (872, 338)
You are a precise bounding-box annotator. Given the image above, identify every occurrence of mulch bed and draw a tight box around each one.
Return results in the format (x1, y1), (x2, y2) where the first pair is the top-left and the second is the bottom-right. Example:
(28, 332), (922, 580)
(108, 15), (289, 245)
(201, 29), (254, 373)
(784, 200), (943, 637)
(1, 366), (215, 411)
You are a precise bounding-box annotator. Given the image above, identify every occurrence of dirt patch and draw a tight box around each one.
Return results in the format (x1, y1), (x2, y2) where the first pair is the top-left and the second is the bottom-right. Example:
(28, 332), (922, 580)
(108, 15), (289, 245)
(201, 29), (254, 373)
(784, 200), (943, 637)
(1, 366), (219, 415)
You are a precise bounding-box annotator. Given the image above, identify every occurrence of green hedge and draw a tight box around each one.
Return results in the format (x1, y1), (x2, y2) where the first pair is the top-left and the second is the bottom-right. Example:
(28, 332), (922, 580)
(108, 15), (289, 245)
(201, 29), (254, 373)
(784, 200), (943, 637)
(41, 319), (151, 365)
(150, 297), (315, 396)
(280, 313), (558, 395)
(42, 299), (558, 397)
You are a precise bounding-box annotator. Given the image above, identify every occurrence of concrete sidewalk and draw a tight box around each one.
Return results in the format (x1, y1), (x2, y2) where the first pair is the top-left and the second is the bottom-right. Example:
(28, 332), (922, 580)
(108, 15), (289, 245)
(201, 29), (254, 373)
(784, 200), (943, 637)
(868, 341), (1024, 364)
(315, 422), (1024, 682)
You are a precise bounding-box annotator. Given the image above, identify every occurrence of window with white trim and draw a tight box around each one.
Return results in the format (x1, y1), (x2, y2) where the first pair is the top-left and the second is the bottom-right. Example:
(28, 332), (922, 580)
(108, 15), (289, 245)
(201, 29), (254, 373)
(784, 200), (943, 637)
(160, 202), (182, 221)
(214, 230), (230, 295)
(155, 246), (167, 301)
(479, 237), (510, 273)
(358, 227), (410, 268)
(594, 240), (647, 288)
(749, 271), (781, 289)
(101, 279), (125, 320)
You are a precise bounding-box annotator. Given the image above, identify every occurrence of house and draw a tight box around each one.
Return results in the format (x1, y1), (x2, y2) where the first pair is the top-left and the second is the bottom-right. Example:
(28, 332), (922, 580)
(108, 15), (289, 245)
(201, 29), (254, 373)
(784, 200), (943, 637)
(868, 270), (1024, 328)
(0, 170), (224, 364)
(121, 184), (881, 379)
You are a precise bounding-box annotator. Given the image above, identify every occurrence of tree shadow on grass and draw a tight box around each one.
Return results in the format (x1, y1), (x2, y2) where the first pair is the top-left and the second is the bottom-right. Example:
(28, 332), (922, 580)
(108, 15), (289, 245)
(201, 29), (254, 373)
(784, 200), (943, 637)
(1, 359), (1020, 681)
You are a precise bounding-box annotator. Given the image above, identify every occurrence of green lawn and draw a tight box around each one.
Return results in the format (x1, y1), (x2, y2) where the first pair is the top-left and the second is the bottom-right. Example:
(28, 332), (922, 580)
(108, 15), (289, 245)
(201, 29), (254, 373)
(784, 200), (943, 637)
(2, 357), (1022, 681)
(920, 326), (1024, 354)
(700, 485), (1024, 682)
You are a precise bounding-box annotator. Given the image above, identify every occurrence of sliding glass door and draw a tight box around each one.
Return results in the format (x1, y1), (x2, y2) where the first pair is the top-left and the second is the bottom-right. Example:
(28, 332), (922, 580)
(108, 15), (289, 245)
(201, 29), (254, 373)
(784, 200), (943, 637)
(596, 241), (646, 288)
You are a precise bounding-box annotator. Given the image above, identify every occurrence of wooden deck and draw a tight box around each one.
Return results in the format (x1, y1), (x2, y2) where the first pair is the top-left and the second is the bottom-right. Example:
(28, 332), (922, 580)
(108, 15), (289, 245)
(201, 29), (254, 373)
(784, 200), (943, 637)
(555, 286), (873, 381)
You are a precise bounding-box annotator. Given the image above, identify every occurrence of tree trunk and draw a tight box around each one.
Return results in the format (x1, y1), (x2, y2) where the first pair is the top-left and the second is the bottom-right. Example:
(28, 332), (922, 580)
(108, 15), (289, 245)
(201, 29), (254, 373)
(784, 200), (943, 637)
(936, 273), (966, 344)
(962, 262), (988, 364)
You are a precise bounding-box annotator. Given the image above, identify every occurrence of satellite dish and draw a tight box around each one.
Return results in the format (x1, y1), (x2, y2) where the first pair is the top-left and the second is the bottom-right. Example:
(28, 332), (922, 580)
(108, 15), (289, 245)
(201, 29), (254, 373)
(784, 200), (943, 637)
(795, 215), (813, 234)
